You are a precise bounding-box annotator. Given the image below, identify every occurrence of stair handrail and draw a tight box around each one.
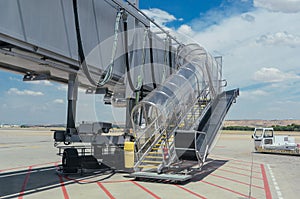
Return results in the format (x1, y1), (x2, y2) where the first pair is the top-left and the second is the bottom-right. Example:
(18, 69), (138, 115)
(133, 129), (167, 171)
(133, 93), (203, 168)
(177, 87), (211, 130)
(133, 86), (207, 156)
(134, 115), (161, 151)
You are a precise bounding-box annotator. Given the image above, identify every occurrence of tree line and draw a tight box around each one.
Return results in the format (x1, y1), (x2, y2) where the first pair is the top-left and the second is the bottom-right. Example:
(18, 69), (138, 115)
(222, 123), (300, 131)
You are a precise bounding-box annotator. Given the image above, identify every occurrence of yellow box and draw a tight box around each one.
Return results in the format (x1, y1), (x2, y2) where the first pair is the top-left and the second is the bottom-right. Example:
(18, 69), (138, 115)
(124, 141), (135, 168)
(124, 141), (134, 151)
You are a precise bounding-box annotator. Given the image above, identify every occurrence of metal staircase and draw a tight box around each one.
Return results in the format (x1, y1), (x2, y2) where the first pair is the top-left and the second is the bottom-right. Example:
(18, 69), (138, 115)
(135, 133), (170, 171)
(130, 88), (239, 182)
(133, 89), (211, 173)
(129, 43), (239, 182)
(133, 126), (172, 172)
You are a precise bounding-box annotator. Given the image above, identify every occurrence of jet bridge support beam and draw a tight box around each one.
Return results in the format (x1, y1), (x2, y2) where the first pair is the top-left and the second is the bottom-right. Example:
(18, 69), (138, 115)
(125, 98), (136, 137)
(65, 73), (79, 143)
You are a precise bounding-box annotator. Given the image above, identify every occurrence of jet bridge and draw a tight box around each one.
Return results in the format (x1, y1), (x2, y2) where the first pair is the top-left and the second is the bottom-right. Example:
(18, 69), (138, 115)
(0, 0), (239, 182)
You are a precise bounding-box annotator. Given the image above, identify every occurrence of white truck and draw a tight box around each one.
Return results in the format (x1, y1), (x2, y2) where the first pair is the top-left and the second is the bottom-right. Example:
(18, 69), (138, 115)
(252, 127), (300, 155)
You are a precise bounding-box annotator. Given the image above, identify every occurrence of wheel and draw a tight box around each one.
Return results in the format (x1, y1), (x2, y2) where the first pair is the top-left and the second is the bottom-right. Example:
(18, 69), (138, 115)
(102, 128), (110, 133)
(62, 148), (79, 173)
(295, 147), (299, 154)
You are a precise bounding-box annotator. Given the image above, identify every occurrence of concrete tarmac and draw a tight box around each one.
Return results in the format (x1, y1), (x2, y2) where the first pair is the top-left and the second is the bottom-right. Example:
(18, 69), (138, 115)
(0, 128), (299, 199)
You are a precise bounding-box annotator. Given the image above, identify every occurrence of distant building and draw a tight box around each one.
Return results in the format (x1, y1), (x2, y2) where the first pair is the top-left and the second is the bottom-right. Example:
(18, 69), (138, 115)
(0, 124), (20, 128)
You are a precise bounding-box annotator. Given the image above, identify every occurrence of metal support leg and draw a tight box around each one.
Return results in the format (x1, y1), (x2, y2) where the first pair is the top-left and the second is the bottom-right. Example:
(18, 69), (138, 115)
(65, 73), (79, 143)
(125, 98), (135, 138)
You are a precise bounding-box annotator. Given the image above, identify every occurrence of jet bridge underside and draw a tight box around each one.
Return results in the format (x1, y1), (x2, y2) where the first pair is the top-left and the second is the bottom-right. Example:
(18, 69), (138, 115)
(0, 0), (179, 147)
(0, 0), (122, 88)
(0, 0), (174, 91)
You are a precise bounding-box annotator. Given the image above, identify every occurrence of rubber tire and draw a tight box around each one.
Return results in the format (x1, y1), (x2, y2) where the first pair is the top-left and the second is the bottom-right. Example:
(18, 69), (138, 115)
(62, 148), (79, 173)
(102, 128), (110, 133)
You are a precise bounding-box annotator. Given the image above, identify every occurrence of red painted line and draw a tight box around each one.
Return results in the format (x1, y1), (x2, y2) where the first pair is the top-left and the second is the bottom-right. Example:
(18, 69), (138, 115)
(97, 182), (115, 199)
(131, 181), (161, 199)
(225, 165), (261, 174)
(230, 159), (260, 166)
(225, 161), (262, 171)
(210, 155), (260, 165)
(218, 168), (263, 180)
(1, 161), (60, 172)
(58, 174), (70, 199)
(103, 180), (132, 184)
(201, 180), (256, 199)
(31, 161), (61, 168)
(55, 163), (70, 199)
(210, 174), (264, 189)
(64, 175), (131, 184)
(261, 164), (272, 199)
(175, 185), (207, 199)
(18, 166), (32, 199)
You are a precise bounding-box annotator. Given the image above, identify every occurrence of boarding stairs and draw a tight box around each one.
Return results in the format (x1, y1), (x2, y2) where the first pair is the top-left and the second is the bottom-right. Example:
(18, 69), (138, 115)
(133, 90), (211, 173)
(131, 88), (239, 182)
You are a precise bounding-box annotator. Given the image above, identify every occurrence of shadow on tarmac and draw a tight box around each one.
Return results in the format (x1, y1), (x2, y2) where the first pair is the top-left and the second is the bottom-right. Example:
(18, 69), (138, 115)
(0, 158), (227, 198)
(0, 165), (115, 199)
(130, 158), (228, 185)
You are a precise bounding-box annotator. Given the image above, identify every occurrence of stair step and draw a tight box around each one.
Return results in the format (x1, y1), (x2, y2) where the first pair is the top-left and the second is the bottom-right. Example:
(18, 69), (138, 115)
(148, 152), (162, 154)
(142, 160), (161, 164)
(138, 165), (158, 169)
(145, 156), (163, 159)
(130, 172), (193, 182)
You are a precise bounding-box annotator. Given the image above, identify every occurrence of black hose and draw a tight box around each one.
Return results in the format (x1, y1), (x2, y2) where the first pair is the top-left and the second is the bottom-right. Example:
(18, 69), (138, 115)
(149, 33), (157, 89)
(72, 0), (97, 86)
(72, 0), (83, 63)
(168, 39), (173, 75)
(123, 18), (136, 91)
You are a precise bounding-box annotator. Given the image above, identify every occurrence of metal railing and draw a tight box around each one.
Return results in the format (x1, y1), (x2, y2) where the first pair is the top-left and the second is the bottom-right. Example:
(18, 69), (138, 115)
(133, 88), (211, 172)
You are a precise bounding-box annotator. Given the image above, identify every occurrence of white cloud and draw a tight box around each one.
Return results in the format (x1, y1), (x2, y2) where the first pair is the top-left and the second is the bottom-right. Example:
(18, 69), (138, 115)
(253, 67), (300, 82)
(7, 88), (44, 96)
(254, 0), (300, 13)
(256, 31), (300, 47)
(241, 14), (256, 22)
(53, 99), (64, 104)
(9, 77), (21, 82)
(177, 24), (195, 37)
(240, 89), (269, 99)
(57, 85), (68, 91)
(25, 80), (53, 86)
(251, 89), (269, 96)
(141, 8), (176, 25)
(179, 9), (300, 88)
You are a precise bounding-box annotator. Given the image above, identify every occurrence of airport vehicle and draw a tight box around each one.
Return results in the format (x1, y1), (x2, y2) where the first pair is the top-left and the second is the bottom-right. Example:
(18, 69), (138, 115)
(252, 128), (300, 155)
(0, 0), (238, 182)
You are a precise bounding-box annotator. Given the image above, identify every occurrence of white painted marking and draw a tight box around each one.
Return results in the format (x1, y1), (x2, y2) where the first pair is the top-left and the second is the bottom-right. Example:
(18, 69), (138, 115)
(267, 164), (283, 199)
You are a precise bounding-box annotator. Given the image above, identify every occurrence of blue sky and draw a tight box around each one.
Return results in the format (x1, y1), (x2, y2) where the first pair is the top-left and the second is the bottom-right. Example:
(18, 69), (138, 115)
(1, 0), (300, 124)
(140, 0), (254, 29)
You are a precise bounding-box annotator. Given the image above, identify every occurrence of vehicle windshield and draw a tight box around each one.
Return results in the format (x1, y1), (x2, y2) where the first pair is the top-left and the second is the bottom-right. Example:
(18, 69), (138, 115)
(264, 129), (273, 137)
(254, 128), (263, 137)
